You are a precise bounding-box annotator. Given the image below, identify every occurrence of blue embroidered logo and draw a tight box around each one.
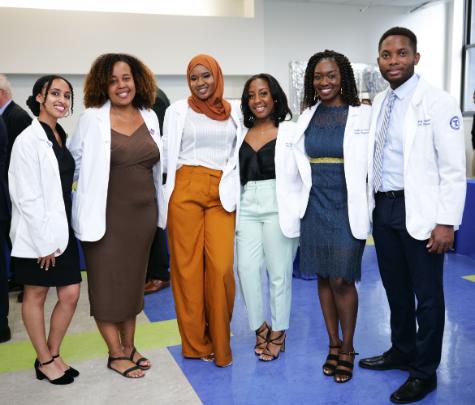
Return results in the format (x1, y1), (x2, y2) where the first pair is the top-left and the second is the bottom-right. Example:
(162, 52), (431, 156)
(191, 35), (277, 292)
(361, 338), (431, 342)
(450, 116), (460, 130)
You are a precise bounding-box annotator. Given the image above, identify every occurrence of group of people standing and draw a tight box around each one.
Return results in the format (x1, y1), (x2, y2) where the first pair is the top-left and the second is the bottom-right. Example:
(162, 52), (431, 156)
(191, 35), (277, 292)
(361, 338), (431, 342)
(2, 25), (467, 405)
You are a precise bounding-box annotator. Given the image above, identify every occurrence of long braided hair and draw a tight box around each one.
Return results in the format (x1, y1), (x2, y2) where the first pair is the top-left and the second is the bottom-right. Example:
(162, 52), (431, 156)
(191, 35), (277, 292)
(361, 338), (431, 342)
(302, 50), (360, 111)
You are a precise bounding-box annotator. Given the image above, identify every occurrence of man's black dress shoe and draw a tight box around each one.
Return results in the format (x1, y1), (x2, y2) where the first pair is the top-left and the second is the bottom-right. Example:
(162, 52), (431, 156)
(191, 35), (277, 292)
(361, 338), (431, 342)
(0, 326), (11, 343)
(359, 348), (409, 370)
(390, 376), (437, 403)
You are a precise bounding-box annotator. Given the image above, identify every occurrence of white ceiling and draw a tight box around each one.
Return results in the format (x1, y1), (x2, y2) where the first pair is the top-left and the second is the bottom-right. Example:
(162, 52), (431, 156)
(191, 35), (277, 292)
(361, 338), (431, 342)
(265, 0), (440, 8)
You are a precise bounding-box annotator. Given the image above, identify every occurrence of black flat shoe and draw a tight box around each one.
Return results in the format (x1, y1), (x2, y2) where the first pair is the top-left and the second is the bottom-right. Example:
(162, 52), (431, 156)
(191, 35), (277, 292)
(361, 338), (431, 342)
(0, 326), (11, 344)
(52, 354), (80, 378)
(390, 376), (437, 403)
(34, 358), (74, 385)
(359, 348), (409, 371)
(107, 355), (144, 378)
(128, 347), (151, 370)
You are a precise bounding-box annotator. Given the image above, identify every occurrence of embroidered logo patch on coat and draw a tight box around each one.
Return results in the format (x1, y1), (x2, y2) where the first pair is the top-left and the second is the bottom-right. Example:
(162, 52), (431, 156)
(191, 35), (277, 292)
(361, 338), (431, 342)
(450, 116), (461, 130)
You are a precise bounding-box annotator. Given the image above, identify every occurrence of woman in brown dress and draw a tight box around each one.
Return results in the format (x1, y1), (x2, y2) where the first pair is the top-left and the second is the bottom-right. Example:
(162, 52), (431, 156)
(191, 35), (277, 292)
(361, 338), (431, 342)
(68, 54), (162, 378)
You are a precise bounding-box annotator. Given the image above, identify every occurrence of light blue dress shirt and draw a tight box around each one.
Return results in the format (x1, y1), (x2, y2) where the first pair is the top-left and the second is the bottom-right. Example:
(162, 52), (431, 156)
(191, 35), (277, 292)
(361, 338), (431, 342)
(0, 99), (12, 115)
(377, 74), (419, 192)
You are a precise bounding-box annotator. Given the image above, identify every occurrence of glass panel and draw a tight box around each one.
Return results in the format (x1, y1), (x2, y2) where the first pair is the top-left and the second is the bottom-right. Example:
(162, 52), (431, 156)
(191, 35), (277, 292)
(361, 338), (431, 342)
(471, 0), (475, 43)
(463, 47), (475, 113)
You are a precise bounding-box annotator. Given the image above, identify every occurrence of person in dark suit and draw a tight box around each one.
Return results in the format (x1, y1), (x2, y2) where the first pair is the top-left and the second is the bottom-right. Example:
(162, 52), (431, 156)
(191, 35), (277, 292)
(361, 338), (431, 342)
(0, 116), (10, 343)
(0, 75), (32, 172)
(359, 27), (466, 404)
(471, 90), (475, 177)
(144, 87), (171, 295)
(0, 74), (32, 298)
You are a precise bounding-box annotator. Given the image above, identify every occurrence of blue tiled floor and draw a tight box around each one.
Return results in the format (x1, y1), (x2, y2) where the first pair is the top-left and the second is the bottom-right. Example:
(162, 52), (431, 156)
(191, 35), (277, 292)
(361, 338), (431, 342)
(144, 247), (475, 404)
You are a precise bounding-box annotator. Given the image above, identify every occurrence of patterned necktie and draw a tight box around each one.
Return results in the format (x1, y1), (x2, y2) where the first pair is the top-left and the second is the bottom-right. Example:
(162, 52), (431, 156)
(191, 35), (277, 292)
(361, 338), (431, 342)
(373, 91), (396, 193)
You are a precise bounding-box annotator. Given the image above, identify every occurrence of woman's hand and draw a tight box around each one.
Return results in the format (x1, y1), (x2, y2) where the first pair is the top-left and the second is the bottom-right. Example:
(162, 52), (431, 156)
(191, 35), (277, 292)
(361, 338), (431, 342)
(37, 252), (56, 271)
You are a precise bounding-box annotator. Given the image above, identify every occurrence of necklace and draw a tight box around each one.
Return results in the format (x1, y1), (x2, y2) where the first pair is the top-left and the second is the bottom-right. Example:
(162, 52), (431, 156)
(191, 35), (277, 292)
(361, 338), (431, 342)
(254, 125), (274, 136)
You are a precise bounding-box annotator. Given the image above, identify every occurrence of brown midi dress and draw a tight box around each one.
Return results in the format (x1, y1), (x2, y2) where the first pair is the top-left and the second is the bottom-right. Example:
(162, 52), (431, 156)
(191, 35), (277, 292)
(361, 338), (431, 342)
(83, 123), (159, 322)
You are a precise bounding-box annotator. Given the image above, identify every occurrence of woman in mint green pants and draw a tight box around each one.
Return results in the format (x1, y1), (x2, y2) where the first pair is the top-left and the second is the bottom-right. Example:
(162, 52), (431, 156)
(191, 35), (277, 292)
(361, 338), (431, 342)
(236, 74), (306, 362)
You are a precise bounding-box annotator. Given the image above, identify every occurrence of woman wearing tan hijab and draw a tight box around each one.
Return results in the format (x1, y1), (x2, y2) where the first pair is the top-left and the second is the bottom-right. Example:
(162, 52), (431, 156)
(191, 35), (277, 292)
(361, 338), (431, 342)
(160, 54), (243, 367)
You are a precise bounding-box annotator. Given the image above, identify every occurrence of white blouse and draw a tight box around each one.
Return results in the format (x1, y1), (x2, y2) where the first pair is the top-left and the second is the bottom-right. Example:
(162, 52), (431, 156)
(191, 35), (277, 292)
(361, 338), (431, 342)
(177, 108), (236, 171)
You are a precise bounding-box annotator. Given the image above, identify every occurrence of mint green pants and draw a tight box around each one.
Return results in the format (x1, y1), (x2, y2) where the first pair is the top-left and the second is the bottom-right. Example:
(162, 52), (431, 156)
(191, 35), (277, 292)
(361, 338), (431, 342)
(236, 179), (298, 331)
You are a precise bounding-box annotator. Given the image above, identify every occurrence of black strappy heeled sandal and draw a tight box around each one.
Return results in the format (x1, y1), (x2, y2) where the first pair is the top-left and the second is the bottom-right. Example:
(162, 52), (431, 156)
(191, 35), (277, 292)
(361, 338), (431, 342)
(259, 331), (286, 362)
(322, 343), (342, 376)
(254, 322), (270, 356)
(334, 350), (358, 383)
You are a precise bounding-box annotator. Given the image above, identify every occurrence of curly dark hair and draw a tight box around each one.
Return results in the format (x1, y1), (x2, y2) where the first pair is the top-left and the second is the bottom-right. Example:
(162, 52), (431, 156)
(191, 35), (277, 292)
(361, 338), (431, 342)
(379, 26), (417, 53)
(84, 53), (156, 109)
(26, 75), (74, 117)
(302, 50), (360, 111)
(241, 73), (292, 128)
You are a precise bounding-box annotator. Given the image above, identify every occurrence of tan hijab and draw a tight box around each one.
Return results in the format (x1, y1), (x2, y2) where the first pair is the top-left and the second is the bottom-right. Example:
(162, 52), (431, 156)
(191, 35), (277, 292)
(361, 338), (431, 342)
(187, 54), (231, 121)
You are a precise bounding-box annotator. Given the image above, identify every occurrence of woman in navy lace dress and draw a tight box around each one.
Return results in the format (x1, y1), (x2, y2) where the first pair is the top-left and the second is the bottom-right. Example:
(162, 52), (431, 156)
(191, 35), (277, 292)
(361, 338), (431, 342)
(296, 50), (371, 383)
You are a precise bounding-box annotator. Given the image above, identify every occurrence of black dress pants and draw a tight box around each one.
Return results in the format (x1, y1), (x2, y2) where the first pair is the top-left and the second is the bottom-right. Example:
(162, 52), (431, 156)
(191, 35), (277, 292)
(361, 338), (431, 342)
(0, 219), (9, 332)
(146, 227), (170, 281)
(373, 194), (444, 379)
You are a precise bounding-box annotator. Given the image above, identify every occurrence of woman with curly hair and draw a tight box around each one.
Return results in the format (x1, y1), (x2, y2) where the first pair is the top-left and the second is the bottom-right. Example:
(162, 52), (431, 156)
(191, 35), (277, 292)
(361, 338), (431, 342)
(237, 74), (300, 361)
(296, 50), (371, 383)
(68, 53), (162, 378)
(9, 75), (80, 384)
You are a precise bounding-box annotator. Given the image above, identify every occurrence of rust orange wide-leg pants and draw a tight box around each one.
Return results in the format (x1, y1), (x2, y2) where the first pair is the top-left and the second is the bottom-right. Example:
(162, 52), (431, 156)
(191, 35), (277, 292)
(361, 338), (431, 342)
(168, 165), (236, 366)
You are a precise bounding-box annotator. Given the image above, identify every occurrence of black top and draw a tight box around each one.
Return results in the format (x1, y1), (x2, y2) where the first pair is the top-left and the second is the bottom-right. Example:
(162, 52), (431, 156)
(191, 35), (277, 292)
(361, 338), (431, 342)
(39, 121), (75, 222)
(13, 121), (81, 287)
(239, 139), (276, 186)
(472, 112), (475, 150)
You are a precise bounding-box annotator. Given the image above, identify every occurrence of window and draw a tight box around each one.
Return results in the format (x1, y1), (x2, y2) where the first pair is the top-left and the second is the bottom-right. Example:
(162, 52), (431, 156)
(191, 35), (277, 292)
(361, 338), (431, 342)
(463, 0), (475, 113)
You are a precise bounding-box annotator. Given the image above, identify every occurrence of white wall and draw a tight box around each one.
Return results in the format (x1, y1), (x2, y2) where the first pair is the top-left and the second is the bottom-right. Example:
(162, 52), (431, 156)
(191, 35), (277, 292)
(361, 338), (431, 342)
(0, 0), (465, 139)
(263, 0), (449, 95)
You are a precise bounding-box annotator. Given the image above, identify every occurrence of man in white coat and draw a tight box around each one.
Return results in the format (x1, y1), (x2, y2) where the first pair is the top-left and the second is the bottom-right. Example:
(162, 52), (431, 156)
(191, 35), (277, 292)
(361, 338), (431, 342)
(359, 27), (466, 404)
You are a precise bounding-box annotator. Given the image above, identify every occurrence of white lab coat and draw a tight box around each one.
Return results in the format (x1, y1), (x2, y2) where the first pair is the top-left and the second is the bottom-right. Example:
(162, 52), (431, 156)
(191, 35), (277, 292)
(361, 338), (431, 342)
(9, 119), (69, 258)
(67, 101), (163, 241)
(367, 78), (466, 240)
(159, 99), (244, 228)
(237, 121), (304, 238)
(295, 103), (372, 240)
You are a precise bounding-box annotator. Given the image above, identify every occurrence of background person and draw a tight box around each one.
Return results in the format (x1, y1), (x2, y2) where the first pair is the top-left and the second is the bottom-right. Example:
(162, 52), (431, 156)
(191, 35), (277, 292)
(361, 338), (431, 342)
(145, 87), (171, 295)
(0, 74), (32, 300)
(0, 116), (10, 343)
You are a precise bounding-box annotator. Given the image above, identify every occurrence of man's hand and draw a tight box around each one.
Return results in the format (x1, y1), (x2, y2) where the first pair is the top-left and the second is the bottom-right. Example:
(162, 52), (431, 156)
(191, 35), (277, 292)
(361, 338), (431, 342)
(426, 225), (454, 254)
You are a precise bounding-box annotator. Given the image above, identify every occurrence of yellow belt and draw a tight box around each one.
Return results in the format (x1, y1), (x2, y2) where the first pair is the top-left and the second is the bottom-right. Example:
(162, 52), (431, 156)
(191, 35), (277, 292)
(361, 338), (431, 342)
(309, 157), (344, 164)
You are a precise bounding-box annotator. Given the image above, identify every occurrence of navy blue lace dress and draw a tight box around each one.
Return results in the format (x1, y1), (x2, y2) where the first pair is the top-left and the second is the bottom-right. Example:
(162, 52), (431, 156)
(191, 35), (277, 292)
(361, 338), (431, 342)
(299, 104), (365, 282)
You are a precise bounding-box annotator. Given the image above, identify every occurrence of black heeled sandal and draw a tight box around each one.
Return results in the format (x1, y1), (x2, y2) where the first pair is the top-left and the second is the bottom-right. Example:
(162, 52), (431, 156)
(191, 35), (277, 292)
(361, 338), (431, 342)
(52, 354), (80, 378)
(334, 350), (358, 383)
(323, 343), (341, 376)
(254, 322), (270, 356)
(259, 331), (286, 362)
(34, 358), (74, 385)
